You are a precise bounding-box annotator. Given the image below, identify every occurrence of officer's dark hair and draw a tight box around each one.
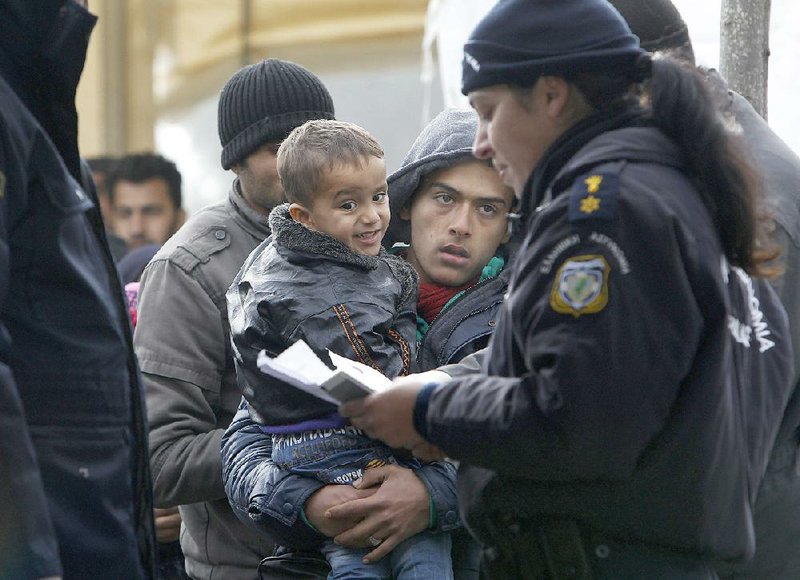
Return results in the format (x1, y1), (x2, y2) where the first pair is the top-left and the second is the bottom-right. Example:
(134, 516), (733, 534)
(107, 152), (183, 210)
(564, 56), (777, 277)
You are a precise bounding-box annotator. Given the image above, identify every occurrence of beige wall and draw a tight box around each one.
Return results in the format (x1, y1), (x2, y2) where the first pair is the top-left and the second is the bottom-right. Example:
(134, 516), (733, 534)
(78, 0), (155, 156)
(77, 0), (427, 159)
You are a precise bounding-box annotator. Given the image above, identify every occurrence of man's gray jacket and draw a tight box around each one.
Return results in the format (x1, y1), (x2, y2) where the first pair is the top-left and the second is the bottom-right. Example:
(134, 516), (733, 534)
(135, 184), (272, 580)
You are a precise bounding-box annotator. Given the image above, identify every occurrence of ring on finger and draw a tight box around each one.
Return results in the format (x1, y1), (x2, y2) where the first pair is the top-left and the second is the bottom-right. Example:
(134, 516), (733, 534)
(368, 534), (383, 547)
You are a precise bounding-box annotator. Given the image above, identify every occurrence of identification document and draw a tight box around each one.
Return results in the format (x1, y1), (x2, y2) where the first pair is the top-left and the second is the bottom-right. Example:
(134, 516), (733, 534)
(256, 339), (392, 403)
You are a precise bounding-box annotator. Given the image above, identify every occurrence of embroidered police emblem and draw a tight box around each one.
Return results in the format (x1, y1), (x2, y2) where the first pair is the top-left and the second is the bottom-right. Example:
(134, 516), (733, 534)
(550, 255), (610, 317)
(568, 173), (618, 222)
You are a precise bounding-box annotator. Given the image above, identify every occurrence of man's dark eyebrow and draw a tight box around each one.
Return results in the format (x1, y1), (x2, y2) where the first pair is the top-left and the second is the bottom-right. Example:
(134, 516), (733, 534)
(425, 181), (509, 207)
(424, 181), (459, 196)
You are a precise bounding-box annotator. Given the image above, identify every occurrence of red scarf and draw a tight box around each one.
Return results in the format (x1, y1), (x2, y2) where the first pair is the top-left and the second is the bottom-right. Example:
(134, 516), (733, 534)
(417, 278), (477, 323)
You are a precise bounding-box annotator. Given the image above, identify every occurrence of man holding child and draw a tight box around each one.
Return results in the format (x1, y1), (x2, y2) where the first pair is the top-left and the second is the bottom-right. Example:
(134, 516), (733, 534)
(223, 109), (515, 579)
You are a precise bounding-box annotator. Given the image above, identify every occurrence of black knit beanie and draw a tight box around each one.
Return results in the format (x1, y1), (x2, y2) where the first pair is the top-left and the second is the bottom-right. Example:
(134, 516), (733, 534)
(461, 0), (646, 95)
(607, 0), (693, 59)
(218, 59), (335, 170)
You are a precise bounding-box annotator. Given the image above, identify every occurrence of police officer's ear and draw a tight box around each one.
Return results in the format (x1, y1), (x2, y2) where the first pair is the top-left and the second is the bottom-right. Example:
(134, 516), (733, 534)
(541, 75), (594, 125)
(540, 76), (571, 115)
(288, 202), (315, 229)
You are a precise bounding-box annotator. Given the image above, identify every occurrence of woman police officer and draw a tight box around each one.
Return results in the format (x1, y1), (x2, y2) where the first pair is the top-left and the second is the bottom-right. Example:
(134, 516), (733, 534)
(342, 0), (794, 577)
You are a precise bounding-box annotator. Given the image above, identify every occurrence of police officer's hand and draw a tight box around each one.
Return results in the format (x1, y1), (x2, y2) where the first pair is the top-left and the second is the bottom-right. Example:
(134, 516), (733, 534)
(326, 464), (430, 563)
(340, 377), (430, 450)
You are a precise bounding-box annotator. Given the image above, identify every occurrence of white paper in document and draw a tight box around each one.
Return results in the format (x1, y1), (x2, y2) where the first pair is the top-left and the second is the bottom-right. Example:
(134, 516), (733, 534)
(256, 339), (392, 404)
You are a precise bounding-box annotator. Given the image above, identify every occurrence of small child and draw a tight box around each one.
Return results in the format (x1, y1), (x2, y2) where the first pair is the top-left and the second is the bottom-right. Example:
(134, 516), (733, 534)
(227, 119), (453, 579)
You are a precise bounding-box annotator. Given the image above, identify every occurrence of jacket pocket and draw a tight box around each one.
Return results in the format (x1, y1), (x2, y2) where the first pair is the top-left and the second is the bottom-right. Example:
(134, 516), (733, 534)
(29, 424), (144, 578)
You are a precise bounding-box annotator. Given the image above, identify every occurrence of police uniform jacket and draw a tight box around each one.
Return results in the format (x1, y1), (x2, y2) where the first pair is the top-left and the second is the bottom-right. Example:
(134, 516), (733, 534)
(0, 3), (156, 577)
(415, 117), (794, 562)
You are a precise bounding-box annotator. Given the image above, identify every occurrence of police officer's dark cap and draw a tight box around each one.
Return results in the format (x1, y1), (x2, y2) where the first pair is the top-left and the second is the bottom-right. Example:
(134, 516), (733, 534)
(461, 0), (647, 95)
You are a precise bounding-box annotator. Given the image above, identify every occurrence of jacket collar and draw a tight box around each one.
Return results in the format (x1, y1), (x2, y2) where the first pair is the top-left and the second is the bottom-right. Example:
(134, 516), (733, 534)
(269, 203), (383, 270)
(523, 105), (645, 216)
(228, 179), (272, 240)
(268, 203), (419, 306)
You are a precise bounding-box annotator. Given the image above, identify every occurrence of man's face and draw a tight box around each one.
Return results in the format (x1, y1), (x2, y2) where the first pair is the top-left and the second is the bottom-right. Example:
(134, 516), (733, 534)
(233, 142), (284, 214)
(295, 156), (390, 257)
(469, 81), (557, 197)
(403, 160), (514, 286)
(111, 178), (184, 250)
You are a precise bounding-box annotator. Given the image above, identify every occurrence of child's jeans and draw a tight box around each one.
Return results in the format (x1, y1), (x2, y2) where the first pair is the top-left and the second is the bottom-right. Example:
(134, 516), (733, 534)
(272, 427), (417, 484)
(272, 428), (451, 577)
(320, 530), (453, 580)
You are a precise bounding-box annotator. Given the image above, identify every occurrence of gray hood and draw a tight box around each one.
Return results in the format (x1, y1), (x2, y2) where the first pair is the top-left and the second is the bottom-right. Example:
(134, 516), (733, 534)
(385, 108), (479, 246)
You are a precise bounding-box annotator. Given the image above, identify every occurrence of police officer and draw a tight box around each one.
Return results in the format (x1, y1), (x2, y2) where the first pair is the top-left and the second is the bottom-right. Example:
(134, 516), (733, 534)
(341, 0), (794, 577)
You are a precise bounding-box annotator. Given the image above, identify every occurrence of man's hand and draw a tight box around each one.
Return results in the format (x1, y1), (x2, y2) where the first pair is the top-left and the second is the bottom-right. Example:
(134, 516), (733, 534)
(340, 375), (435, 449)
(154, 507), (182, 544)
(325, 464), (431, 563)
(304, 484), (377, 538)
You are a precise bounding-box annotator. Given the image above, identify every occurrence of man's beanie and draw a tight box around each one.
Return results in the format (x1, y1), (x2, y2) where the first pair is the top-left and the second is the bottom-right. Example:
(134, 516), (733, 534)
(461, 0), (646, 95)
(608, 0), (692, 55)
(218, 59), (335, 170)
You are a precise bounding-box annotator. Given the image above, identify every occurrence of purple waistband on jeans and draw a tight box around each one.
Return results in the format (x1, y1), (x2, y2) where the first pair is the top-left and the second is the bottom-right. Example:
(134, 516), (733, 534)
(259, 412), (347, 435)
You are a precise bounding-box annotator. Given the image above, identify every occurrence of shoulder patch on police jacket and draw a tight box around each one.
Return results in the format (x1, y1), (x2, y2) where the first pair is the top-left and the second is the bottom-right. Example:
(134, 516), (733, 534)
(550, 255), (610, 317)
(568, 173), (618, 222)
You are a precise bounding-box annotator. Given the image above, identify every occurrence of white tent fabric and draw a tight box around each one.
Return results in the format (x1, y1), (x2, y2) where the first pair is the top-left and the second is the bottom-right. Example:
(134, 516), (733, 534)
(421, 0), (497, 110)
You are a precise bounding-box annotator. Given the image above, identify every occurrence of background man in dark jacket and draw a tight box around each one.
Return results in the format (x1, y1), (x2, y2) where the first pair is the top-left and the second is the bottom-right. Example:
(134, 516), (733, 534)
(608, 2), (800, 577)
(108, 152), (186, 253)
(0, 0), (157, 578)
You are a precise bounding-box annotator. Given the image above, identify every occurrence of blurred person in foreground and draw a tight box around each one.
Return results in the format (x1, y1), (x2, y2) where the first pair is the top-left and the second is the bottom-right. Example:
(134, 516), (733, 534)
(341, 0), (794, 577)
(0, 0), (156, 578)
